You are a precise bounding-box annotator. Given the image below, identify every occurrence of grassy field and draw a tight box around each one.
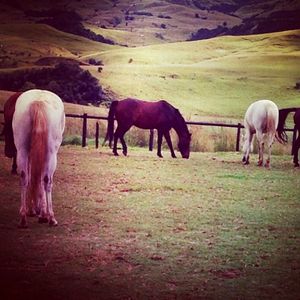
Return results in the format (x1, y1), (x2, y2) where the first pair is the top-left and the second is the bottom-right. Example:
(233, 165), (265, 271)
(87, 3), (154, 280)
(88, 29), (300, 118)
(0, 144), (299, 299)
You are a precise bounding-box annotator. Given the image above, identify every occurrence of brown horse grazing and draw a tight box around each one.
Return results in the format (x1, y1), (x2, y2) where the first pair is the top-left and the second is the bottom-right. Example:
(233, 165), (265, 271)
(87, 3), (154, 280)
(2, 92), (22, 174)
(104, 98), (191, 158)
(277, 107), (300, 167)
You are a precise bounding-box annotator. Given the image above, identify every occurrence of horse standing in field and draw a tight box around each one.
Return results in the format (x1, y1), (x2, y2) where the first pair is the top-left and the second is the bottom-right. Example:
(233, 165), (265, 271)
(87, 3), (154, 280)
(104, 98), (191, 158)
(277, 107), (300, 167)
(2, 92), (22, 174)
(242, 99), (279, 168)
(12, 89), (65, 228)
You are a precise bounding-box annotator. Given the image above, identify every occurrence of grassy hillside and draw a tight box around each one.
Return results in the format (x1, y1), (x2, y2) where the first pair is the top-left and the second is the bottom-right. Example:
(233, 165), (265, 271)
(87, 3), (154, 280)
(0, 22), (299, 120)
(87, 29), (300, 118)
(0, 23), (117, 67)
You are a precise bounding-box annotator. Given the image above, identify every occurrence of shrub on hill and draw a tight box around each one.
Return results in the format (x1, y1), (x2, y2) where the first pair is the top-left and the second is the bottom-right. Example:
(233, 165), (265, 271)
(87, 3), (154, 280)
(0, 62), (103, 105)
(189, 9), (300, 41)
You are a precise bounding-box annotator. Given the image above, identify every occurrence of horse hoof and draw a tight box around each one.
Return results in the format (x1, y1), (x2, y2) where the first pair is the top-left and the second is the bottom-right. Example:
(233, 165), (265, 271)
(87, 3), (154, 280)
(38, 217), (48, 224)
(257, 161), (263, 167)
(113, 152), (119, 156)
(123, 152), (127, 156)
(242, 160), (249, 165)
(294, 163), (300, 167)
(49, 219), (58, 227)
(11, 169), (18, 175)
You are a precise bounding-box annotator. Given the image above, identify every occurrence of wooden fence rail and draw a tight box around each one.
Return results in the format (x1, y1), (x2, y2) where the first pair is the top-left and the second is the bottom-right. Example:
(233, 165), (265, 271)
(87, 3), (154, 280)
(0, 111), (296, 152)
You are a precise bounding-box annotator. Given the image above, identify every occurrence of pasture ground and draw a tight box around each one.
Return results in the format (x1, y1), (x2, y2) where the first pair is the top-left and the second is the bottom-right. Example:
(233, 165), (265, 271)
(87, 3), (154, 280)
(0, 144), (299, 299)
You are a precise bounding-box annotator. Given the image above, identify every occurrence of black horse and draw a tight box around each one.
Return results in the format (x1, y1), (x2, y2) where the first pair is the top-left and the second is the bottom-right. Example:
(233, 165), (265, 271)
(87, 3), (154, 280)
(104, 98), (191, 158)
(1, 92), (22, 174)
(277, 108), (300, 167)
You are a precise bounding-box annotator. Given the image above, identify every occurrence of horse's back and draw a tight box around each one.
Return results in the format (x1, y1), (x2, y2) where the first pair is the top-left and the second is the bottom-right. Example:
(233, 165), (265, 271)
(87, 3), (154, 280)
(116, 98), (174, 129)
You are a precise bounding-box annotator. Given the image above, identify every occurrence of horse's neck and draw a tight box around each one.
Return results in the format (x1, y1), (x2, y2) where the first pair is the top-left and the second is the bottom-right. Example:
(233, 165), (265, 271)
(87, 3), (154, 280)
(172, 117), (188, 138)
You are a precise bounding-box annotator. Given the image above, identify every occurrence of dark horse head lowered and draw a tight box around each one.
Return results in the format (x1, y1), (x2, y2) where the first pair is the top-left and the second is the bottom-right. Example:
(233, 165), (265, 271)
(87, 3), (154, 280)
(277, 107), (300, 167)
(103, 98), (191, 159)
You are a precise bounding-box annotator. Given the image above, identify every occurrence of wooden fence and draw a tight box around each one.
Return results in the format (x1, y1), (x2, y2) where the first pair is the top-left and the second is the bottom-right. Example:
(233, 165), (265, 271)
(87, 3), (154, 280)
(0, 111), (296, 152)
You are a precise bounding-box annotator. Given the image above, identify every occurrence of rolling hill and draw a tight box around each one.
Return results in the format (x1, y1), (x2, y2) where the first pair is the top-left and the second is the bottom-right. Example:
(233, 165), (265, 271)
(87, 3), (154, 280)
(85, 29), (300, 118)
(0, 1), (299, 120)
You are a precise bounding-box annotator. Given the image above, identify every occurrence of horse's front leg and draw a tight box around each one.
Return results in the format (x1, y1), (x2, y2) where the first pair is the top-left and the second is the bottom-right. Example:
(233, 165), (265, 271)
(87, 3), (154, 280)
(256, 132), (264, 166)
(157, 130), (163, 158)
(164, 131), (176, 158)
(265, 133), (275, 168)
(242, 131), (253, 165)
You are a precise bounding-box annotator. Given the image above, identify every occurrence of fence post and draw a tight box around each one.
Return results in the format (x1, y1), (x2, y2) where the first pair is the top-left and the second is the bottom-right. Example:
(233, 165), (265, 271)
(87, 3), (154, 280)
(82, 113), (87, 147)
(236, 123), (242, 152)
(95, 122), (99, 149)
(149, 129), (154, 151)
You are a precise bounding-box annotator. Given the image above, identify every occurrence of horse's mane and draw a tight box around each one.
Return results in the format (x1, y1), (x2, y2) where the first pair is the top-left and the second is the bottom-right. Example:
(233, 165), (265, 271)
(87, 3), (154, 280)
(277, 108), (299, 143)
(28, 101), (48, 205)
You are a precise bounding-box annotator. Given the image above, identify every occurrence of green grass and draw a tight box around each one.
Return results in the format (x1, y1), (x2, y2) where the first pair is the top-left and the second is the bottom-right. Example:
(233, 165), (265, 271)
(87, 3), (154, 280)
(86, 30), (300, 118)
(1, 22), (299, 119)
(0, 144), (299, 299)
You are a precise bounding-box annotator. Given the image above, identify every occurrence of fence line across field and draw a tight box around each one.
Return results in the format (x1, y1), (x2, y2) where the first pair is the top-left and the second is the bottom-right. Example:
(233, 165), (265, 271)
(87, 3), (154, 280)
(0, 111), (296, 152)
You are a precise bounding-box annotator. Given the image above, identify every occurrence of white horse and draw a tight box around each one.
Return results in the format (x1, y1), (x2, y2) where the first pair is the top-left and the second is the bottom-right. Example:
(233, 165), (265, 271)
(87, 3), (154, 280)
(242, 99), (279, 168)
(12, 89), (65, 227)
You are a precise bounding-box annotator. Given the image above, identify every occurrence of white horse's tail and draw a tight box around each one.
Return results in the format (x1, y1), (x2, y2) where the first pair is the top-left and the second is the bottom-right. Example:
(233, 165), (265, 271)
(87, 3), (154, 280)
(28, 101), (48, 206)
(266, 109), (277, 134)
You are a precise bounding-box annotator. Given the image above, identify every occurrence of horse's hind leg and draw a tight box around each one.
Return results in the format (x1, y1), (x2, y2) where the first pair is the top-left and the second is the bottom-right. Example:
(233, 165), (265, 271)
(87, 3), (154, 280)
(44, 155), (58, 226)
(112, 127), (120, 156)
(17, 151), (29, 228)
(256, 132), (264, 166)
(11, 155), (17, 175)
(293, 130), (300, 167)
(114, 125), (129, 156)
(164, 130), (176, 158)
(119, 134), (128, 156)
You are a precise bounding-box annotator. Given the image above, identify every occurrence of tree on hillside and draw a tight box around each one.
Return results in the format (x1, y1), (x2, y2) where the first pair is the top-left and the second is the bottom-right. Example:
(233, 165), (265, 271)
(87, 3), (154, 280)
(0, 62), (103, 105)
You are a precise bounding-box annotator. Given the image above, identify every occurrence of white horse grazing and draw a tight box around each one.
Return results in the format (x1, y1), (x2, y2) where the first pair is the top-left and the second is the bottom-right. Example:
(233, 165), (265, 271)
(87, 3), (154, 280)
(12, 89), (65, 227)
(242, 100), (279, 168)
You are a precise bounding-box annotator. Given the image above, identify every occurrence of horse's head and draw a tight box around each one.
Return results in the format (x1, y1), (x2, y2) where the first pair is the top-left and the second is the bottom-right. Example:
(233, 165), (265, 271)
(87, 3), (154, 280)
(178, 132), (192, 159)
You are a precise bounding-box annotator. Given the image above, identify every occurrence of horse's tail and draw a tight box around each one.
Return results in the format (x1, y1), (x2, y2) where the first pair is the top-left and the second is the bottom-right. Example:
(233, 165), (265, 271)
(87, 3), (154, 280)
(276, 108), (298, 143)
(103, 100), (118, 147)
(28, 101), (48, 205)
